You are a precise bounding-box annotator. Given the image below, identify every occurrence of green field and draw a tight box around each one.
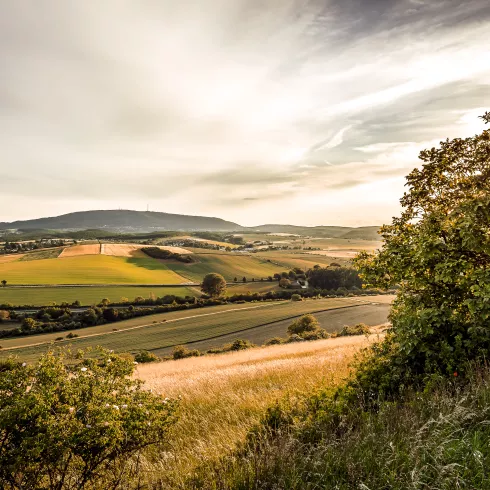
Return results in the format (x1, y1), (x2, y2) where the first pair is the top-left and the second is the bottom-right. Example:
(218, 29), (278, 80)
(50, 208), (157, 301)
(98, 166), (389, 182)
(165, 253), (280, 282)
(225, 281), (281, 295)
(0, 255), (187, 285)
(254, 252), (340, 270)
(0, 297), (365, 361)
(0, 286), (198, 306)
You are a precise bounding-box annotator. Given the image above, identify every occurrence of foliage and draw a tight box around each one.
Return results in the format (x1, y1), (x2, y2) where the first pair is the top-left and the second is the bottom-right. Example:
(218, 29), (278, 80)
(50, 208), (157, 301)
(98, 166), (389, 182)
(134, 350), (160, 363)
(307, 266), (362, 290)
(291, 294), (302, 301)
(287, 314), (320, 336)
(279, 278), (291, 288)
(0, 349), (177, 489)
(172, 345), (201, 360)
(338, 323), (371, 337)
(353, 112), (490, 396)
(201, 273), (227, 297)
(141, 246), (194, 263)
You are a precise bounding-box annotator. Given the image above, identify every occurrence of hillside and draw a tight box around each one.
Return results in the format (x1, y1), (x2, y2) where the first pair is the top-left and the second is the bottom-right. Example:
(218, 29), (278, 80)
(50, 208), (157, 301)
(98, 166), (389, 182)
(0, 210), (243, 232)
(0, 210), (381, 238)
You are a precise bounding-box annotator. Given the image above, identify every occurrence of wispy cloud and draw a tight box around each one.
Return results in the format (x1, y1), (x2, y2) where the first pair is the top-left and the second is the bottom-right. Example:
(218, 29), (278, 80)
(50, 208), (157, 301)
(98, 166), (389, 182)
(0, 0), (489, 225)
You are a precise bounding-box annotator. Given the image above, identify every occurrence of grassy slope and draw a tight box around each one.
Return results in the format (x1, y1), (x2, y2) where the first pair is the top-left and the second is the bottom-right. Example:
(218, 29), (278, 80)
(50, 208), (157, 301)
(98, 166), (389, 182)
(0, 286), (197, 306)
(255, 251), (341, 270)
(0, 297), (364, 360)
(225, 281), (281, 295)
(0, 255), (187, 284)
(165, 253), (280, 282)
(136, 335), (374, 488)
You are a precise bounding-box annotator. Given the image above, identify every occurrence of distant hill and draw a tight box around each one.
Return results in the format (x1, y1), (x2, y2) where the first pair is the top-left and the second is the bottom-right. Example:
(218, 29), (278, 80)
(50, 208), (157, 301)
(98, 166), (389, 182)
(338, 226), (381, 240)
(0, 210), (243, 233)
(0, 210), (382, 239)
(250, 224), (380, 240)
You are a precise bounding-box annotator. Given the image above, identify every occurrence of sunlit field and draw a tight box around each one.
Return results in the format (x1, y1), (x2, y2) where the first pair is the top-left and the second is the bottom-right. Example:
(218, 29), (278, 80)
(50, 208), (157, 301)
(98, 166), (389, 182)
(0, 254), (187, 284)
(0, 285), (197, 306)
(136, 334), (381, 487)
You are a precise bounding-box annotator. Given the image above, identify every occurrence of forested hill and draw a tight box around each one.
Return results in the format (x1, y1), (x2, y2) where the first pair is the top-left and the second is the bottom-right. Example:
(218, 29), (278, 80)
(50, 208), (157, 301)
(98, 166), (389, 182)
(0, 210), (381, 238)
(0, 210), (244, 232)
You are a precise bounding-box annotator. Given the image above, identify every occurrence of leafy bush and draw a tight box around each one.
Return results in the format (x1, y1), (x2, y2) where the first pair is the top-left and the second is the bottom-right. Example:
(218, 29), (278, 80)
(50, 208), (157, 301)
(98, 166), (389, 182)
(265, 337), (284, 346)
(229, 339), (255, 351)
(172, 345), (201, 360)
(291, 294), (302, 301)
(134, 350), (160, 363)
(338, 323), (370, 337)
(287, 314), (320, 336)
(352, 112), (490, 398)
(0, 349), (177, 489)
(201, 273), (227, 297)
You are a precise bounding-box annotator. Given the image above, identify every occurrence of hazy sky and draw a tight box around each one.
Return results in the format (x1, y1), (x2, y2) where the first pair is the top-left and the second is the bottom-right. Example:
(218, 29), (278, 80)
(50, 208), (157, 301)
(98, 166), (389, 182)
(1, 0), (489, 227)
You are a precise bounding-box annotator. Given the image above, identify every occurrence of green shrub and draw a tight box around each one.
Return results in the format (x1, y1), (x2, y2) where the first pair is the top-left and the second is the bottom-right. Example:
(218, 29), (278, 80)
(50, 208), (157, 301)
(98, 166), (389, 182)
(265, 337), (284, 346)
(172, 345), (201, 360)
(291, 294), (302, 302)
(229, 339), (255, 351)
(0, 349), (177, 488)
(287, 314), (320, 336)
(338, 323), (370, 337)
(134, 350), (160, 363)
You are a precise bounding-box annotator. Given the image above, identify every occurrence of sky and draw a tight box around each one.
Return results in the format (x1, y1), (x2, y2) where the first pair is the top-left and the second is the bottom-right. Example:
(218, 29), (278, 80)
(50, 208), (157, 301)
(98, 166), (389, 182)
(1, 0), (489, 227)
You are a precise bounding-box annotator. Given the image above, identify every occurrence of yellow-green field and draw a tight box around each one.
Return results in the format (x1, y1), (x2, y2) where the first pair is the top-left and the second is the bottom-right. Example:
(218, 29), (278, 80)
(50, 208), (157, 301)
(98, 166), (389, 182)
(0, 255), (187, 285)
(255, 251), (342, 269)
(0, 286), (197, 306)
(0, 297), (368, 361)
(225, 281), (281, 295)
(165, 253), (280, 282)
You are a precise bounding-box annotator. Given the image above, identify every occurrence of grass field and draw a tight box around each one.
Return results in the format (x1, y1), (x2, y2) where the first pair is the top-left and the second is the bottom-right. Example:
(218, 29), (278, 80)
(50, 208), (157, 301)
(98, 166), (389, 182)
(0, 286), (197, 306)
(225, 281), (281, 295)
(165, 253), (280, 282)
(136, 335), (378, 487)
(0, 297), (374, 361)
(0, 255), (188, 285)
(255, 251), (343, 269)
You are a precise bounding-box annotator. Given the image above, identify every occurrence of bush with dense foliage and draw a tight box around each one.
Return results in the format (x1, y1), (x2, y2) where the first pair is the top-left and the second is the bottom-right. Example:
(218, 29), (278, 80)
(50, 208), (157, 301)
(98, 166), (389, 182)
(287, 314), (320, 336)
(352, 112), (490, 398)
(0, 349), (177, 489)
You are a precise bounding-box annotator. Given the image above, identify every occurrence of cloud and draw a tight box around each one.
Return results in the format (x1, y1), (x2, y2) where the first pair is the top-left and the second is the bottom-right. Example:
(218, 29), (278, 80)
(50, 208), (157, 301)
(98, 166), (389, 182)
(0, 0), (489, 225)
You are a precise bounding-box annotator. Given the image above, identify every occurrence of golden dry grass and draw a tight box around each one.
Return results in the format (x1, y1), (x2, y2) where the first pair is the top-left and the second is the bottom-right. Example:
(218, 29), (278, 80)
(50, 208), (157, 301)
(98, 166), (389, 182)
(100, 243), (145, 257)
(59, 244), (100, 257)
(136, 335), (381, 485)
(0, 254), (23, 264)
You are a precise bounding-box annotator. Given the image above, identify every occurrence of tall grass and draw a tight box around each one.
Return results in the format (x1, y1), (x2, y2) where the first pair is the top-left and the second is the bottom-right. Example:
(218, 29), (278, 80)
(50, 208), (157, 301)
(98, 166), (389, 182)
(134, 336), (374, 488)
(190, 366), (490, 489)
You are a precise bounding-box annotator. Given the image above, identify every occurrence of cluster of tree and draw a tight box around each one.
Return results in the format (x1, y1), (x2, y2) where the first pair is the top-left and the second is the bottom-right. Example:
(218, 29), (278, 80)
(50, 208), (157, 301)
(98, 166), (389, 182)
(1, 239), (66, 254)
(306, 266), (362, 290)
(163, 239), (230, 251)
(141, 246), (194, 263)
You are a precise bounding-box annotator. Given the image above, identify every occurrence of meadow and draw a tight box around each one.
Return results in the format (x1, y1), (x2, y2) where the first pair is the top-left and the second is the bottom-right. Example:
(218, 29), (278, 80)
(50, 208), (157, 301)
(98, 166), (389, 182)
(0, 255), (187, 285)
(0, 285), (197, 306)
(164, 253), (280, 281)
(0, 297), (378, 361)
(135, 334), (376, 487)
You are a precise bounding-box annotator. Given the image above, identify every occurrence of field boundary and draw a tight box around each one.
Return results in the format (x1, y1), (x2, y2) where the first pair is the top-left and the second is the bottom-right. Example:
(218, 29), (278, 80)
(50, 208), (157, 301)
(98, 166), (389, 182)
(0, 300), (372, 354)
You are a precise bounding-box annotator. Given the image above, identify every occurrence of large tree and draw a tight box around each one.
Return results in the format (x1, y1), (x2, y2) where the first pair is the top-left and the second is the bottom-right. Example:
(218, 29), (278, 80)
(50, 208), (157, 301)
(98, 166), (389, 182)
(201, 273), (227, 297)
(354, 113), (490, 390)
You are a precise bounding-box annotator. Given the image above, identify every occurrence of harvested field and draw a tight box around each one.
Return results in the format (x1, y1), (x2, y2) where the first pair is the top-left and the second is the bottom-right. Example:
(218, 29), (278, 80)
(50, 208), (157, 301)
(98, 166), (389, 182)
(0, 254), (23, 264)
(101, 243), (145, 257)
(60, 244), (100, 257)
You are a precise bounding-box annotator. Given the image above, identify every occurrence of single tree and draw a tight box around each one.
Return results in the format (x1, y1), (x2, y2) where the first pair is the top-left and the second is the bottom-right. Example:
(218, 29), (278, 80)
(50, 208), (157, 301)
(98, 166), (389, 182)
(201, 273), (227, 297)
(242, 276), (247, 283)
(1, 280), (6, 287)
(354, 112), (490, 393)
(279, 278), (291, 288)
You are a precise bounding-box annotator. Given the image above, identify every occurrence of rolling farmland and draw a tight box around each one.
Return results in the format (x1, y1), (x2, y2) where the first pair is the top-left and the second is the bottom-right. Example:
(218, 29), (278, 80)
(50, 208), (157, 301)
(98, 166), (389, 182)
(0, 285), (197, 306)
(0, 296), (392, 361)
(164, 253), (280, 281)
(0, 255), (187, 285)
